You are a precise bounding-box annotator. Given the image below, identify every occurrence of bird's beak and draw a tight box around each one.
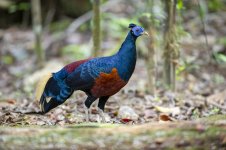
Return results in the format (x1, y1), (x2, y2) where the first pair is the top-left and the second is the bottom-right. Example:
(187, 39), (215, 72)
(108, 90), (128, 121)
(141, 31), (149, 37)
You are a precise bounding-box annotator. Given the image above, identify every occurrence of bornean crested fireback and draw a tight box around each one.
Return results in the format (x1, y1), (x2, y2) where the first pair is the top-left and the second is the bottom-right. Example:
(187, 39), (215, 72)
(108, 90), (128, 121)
(35, 23), (148, 122)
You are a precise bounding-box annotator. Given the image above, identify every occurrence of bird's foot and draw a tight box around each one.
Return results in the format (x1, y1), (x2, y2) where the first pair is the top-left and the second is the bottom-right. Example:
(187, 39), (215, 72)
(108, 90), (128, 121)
(98, 108), (106, 123)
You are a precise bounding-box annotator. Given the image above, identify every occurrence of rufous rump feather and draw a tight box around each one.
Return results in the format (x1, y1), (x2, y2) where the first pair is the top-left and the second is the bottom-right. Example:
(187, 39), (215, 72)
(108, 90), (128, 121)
(35, 73), (52, 103)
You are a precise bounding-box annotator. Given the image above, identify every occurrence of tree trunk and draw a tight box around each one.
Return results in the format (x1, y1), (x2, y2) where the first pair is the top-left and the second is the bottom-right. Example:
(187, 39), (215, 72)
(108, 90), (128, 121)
(147, 27), (156, 95)
(92, 0), (101, 57)
(139, 0), (156, 96)
(163, 0), (179, 91)
(31, 0), (44, 67)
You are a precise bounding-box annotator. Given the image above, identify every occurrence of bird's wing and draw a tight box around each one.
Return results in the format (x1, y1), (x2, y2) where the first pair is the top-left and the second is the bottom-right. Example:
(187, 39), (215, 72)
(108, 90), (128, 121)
(41, 58), (92, 101)
(65, 57), (114, 90)
(53, 58), (92, 81)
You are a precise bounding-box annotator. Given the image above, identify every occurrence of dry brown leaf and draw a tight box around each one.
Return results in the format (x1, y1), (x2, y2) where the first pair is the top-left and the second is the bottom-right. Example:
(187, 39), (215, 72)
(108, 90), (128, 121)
(159, 114), (176, 122)
(7, 99), (16, 104)
(155, 138), (164, 145)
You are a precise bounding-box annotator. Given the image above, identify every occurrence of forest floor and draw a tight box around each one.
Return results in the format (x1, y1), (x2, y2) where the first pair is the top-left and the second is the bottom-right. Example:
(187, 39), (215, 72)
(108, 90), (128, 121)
(1, 5), (226, 149)
(1, 115), (226, 149)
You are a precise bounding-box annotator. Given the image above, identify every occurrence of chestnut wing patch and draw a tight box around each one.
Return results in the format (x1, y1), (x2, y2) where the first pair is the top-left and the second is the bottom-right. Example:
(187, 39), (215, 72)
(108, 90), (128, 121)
(65, 58), (91, 73)
(91, 68), (127, 97)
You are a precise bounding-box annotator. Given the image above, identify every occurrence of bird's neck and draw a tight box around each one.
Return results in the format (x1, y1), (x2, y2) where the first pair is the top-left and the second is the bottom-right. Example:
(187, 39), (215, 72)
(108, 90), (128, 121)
(118, 31), (137, 54)
(116, 31), (137, 81)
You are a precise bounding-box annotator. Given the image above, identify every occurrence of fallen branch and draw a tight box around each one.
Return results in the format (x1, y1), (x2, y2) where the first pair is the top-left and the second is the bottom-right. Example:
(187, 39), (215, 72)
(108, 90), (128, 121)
(207, 99), (226, 110)
(46, 0), (122, 50)
(66, 0), (122, 34)
(206, 90), (226, 110)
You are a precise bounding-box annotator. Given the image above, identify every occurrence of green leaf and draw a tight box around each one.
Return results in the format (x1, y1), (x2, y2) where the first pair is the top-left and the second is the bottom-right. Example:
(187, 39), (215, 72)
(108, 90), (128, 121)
(176, 0), (184, 10)
(2, 55), (14, 65)
(18, 2), (30, 11)
(208, 0), (224, 11)
(198, 0), (208, 20)
(214, 52), (226, 63)
(8, 4), (17, 13)
(217, 53), (226, 62)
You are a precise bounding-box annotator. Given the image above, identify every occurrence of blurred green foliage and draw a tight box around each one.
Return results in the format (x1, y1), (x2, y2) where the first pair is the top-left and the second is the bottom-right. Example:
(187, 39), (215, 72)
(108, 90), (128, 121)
(208, 0), (225, 12)
(79, 23), (90, 32)
(213, 73), (225, 84)
(210, 107), (220, 115)
(59, 0), (91, 17)
(213, 37), (226, 64)
(61, 44), (91, 62)
(213, 52), (226, 63)
(2, 55), (14, 65)
(198, 0), (208, 22)
(218, 37), (226, 46)
(50, 19), (72, 32)
(192, 108), (200, 119)
(8, 2), (30, 13)
(176, 0), (185, 10)
(103, 13), (137, 38)
(176, 59), (199, 80)
(175, 25), (191, 41)
(139, 13), (161, 28)
(101, 13), (138, 55)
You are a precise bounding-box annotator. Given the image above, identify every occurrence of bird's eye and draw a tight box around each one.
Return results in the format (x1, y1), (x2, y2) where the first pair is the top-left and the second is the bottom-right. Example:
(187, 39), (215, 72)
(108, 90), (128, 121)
(136, 29), (139, 32)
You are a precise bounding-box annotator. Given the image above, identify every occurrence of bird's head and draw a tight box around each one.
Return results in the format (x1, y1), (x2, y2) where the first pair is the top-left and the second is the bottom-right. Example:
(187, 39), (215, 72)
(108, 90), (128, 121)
(129, 23), (149, 37)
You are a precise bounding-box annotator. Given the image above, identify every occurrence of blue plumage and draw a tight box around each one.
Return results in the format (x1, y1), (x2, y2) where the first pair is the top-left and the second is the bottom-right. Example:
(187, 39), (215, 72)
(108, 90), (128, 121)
(37, 23), (148, 121)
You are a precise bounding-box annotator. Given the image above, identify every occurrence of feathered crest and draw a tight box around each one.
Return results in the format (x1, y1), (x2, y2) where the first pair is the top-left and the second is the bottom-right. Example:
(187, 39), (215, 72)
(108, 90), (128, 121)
(128, 23), (137, 29)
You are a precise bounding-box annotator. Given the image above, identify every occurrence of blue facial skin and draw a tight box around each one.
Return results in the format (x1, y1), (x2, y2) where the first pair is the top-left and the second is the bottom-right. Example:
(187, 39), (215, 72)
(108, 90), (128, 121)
(131, 26), (145, 37)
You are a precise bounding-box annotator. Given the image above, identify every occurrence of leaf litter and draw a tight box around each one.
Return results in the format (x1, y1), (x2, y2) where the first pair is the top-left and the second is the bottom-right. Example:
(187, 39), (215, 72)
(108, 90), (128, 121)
(0, 6), (226, 149)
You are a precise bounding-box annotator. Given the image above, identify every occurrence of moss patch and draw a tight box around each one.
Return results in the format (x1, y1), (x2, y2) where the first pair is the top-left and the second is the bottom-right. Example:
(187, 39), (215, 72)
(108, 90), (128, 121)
(1, 120), (226, 149)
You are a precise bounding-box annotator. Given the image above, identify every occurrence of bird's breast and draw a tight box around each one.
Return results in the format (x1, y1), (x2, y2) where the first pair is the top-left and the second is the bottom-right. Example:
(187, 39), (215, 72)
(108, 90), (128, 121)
(91, 68), (127, 97)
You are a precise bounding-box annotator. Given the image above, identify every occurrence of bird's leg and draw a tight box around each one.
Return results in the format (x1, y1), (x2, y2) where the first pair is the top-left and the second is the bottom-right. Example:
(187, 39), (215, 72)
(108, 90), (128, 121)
(84, 96), (97, 122)
(98, 108), (106, 123)
(98, 96), (109, 123)
(83, 103), (90, 122)
(94, 99), (99, 111)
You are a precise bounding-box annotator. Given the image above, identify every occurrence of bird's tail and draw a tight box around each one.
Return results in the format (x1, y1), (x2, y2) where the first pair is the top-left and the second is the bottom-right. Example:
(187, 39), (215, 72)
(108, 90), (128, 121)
(35, 73), (72, 113)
